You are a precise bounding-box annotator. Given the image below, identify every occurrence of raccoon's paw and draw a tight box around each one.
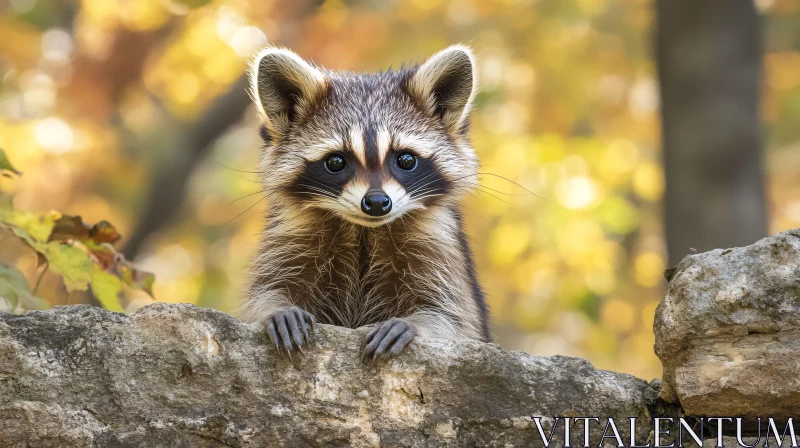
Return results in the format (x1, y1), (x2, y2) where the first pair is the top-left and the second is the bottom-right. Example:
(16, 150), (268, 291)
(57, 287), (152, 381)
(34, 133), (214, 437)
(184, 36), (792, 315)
(361, 318), (417, 363)
(262, 307), (316, 359)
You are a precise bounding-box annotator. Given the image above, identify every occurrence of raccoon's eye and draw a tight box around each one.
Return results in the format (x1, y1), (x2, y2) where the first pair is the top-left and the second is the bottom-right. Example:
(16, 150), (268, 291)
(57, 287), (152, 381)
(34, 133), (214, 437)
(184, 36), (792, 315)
(396, 152), (417, 171)
(325, 154), (347, 173)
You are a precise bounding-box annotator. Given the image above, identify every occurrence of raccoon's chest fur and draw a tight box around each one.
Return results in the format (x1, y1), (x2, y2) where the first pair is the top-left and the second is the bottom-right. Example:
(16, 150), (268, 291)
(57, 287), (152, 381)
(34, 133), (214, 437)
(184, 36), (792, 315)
(271, 214), (443, 329)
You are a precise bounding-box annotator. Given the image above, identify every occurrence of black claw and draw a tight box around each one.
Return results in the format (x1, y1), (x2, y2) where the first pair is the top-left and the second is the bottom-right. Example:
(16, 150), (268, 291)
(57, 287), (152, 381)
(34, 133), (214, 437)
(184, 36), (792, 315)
(262, 308), (317, 358)
(365, 328), (378, 342)
(363, 320), (395, 362)
(294, 309), (310, 345)
(306, 312), (317, 342)
(389, 329), (416, 357)
(276, 314), (292, 353)
(264, 318), (280, 352)
(285, 312), (304, 349)
(375, 325), (402, 356)
(362, 318), (417, 363)
(361, 325), (381, 362)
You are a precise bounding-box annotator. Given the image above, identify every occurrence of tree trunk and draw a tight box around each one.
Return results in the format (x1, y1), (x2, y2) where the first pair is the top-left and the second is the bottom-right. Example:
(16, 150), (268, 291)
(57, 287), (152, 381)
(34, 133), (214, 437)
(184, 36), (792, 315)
(656, 0), (768, 266)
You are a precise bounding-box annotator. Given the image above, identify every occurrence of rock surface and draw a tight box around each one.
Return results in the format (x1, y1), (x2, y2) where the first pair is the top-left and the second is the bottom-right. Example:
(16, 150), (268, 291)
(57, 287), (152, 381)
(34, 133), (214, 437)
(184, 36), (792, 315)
(0, 303), (659, 447)
(654, 228), (800, 419)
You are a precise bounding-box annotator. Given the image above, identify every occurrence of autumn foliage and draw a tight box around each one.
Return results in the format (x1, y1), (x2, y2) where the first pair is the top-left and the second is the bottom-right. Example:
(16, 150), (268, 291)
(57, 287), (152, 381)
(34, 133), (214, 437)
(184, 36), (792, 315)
(0, 149), (155, 313)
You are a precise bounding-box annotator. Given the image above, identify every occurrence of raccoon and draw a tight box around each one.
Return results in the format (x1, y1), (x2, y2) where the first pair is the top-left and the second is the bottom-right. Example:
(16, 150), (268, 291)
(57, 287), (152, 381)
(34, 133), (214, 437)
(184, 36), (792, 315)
(239, 45), (490, 361)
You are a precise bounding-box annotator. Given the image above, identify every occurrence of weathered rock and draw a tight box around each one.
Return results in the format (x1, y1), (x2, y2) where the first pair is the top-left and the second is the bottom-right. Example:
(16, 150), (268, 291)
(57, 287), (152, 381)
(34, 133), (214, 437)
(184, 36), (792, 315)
(1, 303), (658, 447)
(654, 228), (800, 420)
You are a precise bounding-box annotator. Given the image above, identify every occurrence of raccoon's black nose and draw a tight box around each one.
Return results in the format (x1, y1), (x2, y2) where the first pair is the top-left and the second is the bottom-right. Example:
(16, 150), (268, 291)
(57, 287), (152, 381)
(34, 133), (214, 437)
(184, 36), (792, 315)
(361, 191), (392, 217)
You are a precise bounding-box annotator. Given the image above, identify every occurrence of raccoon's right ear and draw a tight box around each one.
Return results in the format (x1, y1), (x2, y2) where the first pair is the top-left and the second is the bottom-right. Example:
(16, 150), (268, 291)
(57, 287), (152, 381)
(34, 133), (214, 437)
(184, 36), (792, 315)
(249, 47), (327, 140)
(408, 45), (478, 134)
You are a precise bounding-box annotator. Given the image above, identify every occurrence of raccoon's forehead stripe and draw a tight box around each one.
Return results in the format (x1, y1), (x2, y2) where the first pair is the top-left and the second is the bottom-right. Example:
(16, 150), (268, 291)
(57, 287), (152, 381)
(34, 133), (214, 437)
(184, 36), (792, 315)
(347, 126), (391, 169)
(348, 126), (367, 168)
(376, 127), (392, 165)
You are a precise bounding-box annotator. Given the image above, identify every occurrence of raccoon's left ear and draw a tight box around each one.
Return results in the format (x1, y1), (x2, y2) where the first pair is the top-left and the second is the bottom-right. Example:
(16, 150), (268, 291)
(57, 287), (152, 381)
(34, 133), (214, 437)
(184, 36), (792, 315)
(408, 45), (478, 134)
(249, 47), (327, 140)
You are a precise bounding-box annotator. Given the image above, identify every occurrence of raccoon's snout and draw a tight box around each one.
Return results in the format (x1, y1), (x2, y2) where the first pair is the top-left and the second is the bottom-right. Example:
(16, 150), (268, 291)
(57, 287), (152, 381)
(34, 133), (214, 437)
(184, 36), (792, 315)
(361, 191), (392, 217)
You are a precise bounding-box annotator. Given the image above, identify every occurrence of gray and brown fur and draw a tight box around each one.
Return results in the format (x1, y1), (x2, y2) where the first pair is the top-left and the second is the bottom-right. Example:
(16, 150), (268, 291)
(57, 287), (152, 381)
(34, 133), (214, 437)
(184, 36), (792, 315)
(239, 46), (490, 359)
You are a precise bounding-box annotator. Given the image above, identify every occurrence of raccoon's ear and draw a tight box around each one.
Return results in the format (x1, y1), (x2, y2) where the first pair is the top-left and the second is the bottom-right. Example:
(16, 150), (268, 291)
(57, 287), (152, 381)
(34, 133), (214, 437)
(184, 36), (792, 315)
(408, 45), (477, 134)
(249, 47), (327, 139)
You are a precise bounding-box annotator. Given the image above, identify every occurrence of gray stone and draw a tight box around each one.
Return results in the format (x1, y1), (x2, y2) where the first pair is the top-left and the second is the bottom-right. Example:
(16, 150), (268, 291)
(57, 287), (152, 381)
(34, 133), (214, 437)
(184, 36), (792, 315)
(1, 303), (658, 447)
(654, 228), (800, 419)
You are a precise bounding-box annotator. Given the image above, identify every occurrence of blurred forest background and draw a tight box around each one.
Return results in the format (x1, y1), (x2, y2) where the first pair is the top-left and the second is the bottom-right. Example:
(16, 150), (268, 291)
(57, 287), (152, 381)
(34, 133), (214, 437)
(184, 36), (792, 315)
(1, 0), (799, 381)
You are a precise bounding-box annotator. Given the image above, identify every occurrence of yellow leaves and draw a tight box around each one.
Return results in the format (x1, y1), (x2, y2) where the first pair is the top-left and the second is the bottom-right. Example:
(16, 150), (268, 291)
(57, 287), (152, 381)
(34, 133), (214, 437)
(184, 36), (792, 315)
(470, 130), (660, 372)
(487, 138), (530, 179)
(634, 252), (665, 287)
(598, 139), (640, 184)
(124, 0), (171, 31)
(82, 0), (119, 27)
(81, 0), (171, 31)
(410, 0), (443, 11)
(584, 263), (615, 295)
(0, 201), (60, 243)
(0, 189), (155, 312)
(765, 52), (800, 91)
(319, 0), (349, 29)
(167, 72), (202, 106)
(641, 301), (659, 328)
(185, 16), (224, 56)
(0, 149), (22, 176)
(0, 264), (40, 312)
(597, 195), (639, 234)
(504, 61), (538, 95)
(41, 243), (96, 292)
(480, 100), (531, 134)
(583, 325), (617, 359)
(168, 0), (214, 11)
(600, 298), (636, 333)
(0, 17), (42, 65)
(555, 220), (605, 267)
(202, 55), (241, 85)
(466, 132), (664, 379)
(632, 162), (665, 201)
(487, 220), (531, 266)
(90, 264), (123, 311)
(145, 9), (245, 117)
(576, 0), (607, 17)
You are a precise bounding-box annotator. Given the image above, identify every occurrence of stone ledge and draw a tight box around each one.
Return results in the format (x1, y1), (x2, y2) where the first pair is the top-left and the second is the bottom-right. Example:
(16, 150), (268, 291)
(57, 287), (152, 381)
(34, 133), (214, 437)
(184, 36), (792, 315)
(1, 303), (657, 447)
(655, 228), (800, 421)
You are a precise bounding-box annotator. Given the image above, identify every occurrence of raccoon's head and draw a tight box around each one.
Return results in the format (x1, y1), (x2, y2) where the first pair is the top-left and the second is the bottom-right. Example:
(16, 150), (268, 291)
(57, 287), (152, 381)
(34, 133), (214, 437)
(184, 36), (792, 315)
(250, 45), (479, 227)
